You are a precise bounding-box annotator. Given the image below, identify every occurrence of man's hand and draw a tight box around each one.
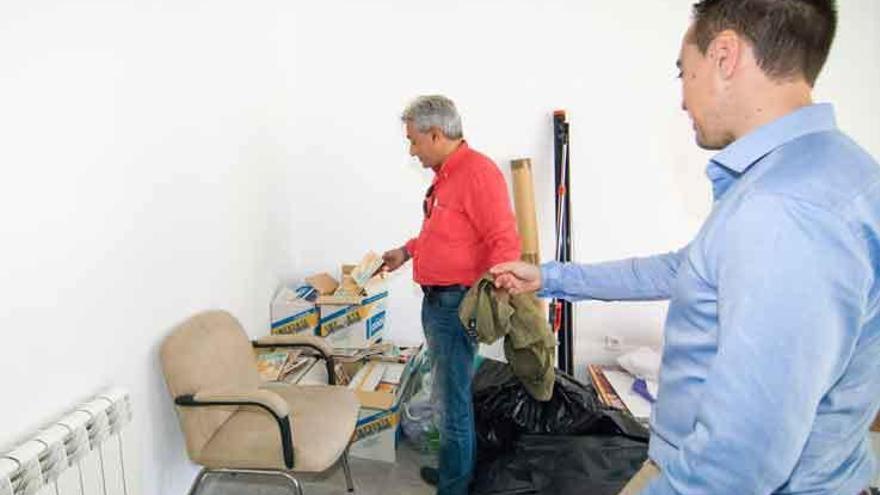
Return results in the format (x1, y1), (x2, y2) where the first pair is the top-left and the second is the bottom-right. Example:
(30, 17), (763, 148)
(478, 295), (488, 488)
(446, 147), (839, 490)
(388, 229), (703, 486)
(489, 261), (542, 294)
(381, 247), (409, 273)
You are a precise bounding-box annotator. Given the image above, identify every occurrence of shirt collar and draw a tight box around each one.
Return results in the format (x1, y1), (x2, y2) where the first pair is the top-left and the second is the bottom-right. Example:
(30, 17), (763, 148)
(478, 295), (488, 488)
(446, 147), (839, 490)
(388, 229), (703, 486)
(434, 140), (469, 181)
(710, 103), (837, 175)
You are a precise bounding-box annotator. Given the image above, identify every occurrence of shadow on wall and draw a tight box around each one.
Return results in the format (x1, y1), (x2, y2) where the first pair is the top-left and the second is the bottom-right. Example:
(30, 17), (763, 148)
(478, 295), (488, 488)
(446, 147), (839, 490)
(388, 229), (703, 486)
(148, 318), (199, 494)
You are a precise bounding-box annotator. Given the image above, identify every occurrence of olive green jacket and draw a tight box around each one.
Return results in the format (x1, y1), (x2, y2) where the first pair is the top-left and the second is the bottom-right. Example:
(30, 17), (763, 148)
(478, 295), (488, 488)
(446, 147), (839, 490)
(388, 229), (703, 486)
(459, 274), (556, 401)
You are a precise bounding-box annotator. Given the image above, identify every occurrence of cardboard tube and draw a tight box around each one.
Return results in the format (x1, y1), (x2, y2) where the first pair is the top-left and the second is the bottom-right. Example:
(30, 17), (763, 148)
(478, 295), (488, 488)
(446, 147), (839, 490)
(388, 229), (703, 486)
(511, 158), (540, 265)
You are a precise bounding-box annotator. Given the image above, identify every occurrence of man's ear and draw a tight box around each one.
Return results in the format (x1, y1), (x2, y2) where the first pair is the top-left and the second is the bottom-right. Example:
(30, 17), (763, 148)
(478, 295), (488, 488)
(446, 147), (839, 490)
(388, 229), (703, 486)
(709, 29), (741, 80)
(430, 127), (442, 143)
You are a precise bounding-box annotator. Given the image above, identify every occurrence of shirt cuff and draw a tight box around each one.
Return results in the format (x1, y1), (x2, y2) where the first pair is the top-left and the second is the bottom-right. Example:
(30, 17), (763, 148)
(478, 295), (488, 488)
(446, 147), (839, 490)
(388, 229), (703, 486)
(537, 261), (563, 298)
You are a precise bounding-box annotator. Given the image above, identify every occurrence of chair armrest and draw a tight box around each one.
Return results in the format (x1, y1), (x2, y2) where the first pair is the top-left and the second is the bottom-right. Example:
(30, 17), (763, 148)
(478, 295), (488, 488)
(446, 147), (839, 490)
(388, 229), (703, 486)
(191, 388), (290, 417)
(174, 389), (294, 469)
(254, 334), (333, 357)
(253, 335), (337, 385)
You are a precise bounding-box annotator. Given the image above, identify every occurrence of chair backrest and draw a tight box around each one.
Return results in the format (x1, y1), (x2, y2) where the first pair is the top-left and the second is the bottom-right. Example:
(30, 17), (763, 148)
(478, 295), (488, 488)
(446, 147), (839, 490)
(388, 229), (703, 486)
(160, 310), (261, 459)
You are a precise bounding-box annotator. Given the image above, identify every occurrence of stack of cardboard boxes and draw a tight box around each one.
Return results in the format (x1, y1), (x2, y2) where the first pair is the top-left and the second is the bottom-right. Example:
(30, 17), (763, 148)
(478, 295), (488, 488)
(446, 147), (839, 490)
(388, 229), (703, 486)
(270, 252), (389, 348)
(345, 350), (420, 462)
(267, 252), (418, 462)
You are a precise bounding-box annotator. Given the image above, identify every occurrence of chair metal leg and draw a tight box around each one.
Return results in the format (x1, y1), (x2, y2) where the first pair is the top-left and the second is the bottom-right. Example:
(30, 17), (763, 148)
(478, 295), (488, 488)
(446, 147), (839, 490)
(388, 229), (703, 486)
(341, 450), (355, 493)
(186, 468), (211, 495)
(276, 471), (305, 495)
(188, 468), (304, 495)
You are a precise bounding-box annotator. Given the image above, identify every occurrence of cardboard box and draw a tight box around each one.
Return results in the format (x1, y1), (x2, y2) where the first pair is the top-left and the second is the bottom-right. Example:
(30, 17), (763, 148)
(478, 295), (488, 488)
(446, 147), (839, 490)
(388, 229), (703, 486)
(319, 277), (388, 348)
(270, 284), (319, 336)
(348, 360), (400, 409)
(347, 355), (420, 463)
(350, 407), (400, 463)
(305, 273), (339, 295)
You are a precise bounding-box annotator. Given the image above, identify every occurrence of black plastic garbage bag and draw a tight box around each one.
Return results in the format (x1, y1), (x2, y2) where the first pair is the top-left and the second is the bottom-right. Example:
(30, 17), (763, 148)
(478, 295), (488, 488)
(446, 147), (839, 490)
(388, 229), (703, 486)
(473, 359), (648, 460)
(471, 434), (648, 495)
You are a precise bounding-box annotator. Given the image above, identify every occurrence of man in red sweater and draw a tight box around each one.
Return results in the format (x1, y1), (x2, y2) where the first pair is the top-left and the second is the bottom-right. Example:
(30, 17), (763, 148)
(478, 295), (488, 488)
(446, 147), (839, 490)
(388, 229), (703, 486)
(382, 95), (520, 494)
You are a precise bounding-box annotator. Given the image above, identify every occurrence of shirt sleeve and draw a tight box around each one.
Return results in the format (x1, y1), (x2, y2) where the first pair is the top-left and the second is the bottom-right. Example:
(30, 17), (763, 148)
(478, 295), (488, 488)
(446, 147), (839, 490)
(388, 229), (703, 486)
(463, 164), (521, 266)
(538, 247), (687, 301)
(643, 193), (869, 494)
(404, 236), (419, 258)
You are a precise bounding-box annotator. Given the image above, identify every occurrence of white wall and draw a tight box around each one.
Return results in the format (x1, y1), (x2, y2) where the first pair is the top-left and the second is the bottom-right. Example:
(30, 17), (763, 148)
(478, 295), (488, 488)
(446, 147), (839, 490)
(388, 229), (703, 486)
(278, 0), (880, 372)
(0, 2), (293, 493)
(278, 0), (710, 361)
(0, 1), (877, 494)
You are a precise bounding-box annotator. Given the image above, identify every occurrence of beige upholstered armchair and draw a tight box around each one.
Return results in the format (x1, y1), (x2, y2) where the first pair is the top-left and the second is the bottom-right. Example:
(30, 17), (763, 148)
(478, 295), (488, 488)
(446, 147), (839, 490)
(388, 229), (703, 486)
(160, 310), (359, 495)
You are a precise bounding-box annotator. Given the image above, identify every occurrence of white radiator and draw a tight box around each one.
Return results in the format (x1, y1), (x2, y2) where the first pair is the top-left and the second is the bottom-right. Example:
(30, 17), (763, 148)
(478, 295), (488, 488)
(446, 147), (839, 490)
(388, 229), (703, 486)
(0, 389), (136, 495)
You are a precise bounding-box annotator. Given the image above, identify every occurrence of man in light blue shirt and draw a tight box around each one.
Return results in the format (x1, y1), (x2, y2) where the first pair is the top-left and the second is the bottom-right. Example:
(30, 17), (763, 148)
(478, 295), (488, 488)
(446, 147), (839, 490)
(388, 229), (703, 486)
(492, 0), (880, 493)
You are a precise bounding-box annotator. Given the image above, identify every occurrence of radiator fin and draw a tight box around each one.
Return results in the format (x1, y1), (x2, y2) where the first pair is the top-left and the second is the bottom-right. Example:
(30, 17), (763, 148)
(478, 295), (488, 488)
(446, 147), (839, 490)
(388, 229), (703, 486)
(0, 389), (134, 495)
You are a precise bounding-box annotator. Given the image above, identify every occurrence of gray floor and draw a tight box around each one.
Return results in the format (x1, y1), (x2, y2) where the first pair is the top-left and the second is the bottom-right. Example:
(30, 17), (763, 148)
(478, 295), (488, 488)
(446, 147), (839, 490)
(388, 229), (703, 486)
(194, 442), (435, 495)
(192, 431), (880, 494)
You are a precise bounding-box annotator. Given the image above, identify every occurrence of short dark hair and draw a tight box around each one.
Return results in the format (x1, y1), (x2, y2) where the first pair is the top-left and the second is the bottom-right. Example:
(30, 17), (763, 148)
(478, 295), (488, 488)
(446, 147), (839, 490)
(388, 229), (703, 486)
(690, 0), (837, 86)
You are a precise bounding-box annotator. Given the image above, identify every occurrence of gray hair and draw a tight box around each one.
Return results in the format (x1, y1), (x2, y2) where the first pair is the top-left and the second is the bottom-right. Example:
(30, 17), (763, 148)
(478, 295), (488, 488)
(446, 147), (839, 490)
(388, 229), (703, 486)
(401, 95), (463, 139)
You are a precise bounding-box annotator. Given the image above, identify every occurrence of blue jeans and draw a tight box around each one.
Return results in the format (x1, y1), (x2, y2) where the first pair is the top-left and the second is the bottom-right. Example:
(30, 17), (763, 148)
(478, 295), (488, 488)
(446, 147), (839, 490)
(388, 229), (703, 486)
(422, 288), (477, 495)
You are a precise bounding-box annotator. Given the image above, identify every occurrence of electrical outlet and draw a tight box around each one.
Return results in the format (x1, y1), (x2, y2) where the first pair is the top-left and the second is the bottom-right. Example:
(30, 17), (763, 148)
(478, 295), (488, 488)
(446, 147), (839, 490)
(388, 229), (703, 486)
(604, 335), (624, 351)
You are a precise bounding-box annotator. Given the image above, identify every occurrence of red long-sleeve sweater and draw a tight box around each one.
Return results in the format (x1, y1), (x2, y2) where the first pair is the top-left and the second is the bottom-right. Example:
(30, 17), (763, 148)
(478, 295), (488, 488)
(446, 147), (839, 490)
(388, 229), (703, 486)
(405, 141), (521, 286)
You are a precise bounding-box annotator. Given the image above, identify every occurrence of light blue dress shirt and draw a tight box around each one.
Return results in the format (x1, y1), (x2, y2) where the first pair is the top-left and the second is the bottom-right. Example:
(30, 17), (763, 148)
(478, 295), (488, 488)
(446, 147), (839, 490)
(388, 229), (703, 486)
(540, 104), (880, 494)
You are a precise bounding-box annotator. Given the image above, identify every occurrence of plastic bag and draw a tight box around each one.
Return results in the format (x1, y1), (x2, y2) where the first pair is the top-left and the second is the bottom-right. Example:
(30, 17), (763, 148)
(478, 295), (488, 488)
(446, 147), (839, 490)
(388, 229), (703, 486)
(473, 359), (648, 460)
(400, 374), (440, 453)
(399, 347), (441, 453)
(471, 434), (648, 495)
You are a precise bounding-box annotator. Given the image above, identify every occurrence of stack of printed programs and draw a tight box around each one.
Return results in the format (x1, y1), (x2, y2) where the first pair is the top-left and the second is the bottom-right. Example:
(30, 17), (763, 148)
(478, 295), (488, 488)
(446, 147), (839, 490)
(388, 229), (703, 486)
(314, 252), (385, 305)
(255, 349), (314, 382)
(331, 342), (393, 363)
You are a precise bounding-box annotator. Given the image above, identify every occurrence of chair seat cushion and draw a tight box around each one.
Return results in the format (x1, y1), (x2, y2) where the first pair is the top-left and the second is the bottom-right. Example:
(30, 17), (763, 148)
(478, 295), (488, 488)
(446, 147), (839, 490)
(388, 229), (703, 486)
(196, 385), (359, 472)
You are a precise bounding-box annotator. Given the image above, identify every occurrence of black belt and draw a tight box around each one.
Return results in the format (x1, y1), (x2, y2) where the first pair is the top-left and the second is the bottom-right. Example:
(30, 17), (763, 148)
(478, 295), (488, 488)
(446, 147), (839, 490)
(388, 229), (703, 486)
(421, 284), (469, 294)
